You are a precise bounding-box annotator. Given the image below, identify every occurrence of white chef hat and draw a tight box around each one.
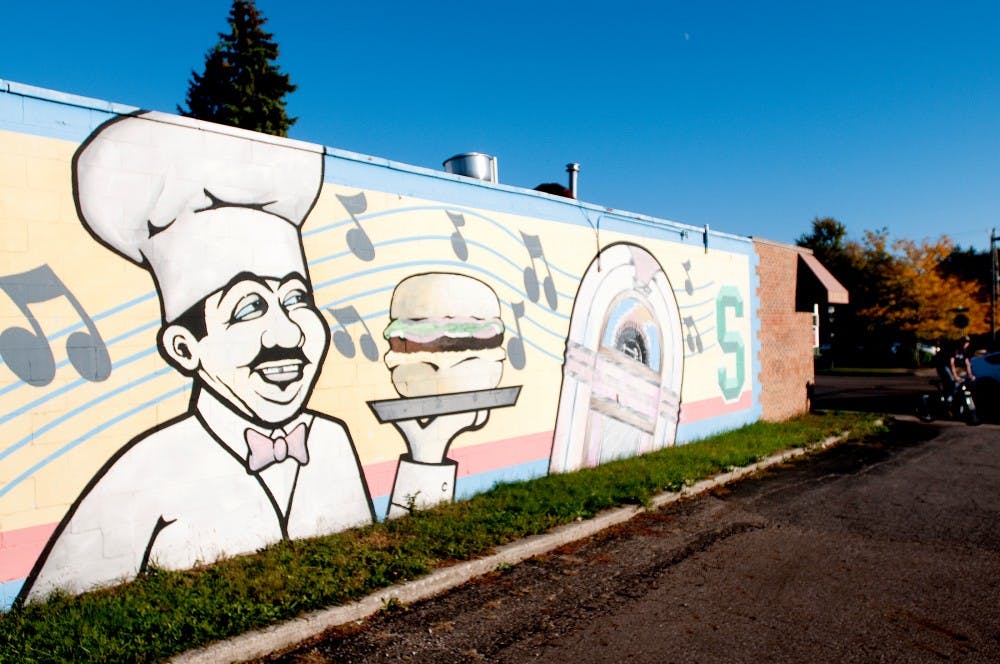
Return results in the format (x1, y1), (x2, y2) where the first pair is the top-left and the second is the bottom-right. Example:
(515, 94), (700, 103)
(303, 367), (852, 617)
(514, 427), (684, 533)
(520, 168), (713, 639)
(73, 111), (324, 322)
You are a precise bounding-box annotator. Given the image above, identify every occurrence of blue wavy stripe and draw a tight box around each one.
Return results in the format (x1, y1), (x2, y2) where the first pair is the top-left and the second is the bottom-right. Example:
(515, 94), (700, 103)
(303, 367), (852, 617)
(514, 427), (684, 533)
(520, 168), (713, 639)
(313, 259), (573, 324)
(304, 205), (524, 243)
(53, 291), (157, 336)
(0, 291), (157, 366)
(0, 294), (159, 391)
(0, 384), (189, 498)
(319, 284), (396, 311)
(682, 312), (718, 356)
(679, 295), (718, 310)
(0, 366), (174, 463)
(303, 204), (581, 280)
(0, 296), (561, 441)
(1, 205), (580, 398)
(309, 234), (577, 305)
(0, 312), (395, 469)
(316, 261), (570, 352)
(1, 229), (574, 430)
(307, 248), (353, 268)
(0, 319), (161, 401)
(0, 346), (159, 427)
(321, 296), (564, 365)
(468, 239), (578, 297)
(685, 344), (718, 358)
(518, 336), (565, 364)
(673, 280), (717, 295)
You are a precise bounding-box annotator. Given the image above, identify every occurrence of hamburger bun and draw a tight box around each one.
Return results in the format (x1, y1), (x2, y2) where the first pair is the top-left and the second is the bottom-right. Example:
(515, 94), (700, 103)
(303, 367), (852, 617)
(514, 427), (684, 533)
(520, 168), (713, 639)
(390, 272), (500, 320)
(384, 273), (506, 397)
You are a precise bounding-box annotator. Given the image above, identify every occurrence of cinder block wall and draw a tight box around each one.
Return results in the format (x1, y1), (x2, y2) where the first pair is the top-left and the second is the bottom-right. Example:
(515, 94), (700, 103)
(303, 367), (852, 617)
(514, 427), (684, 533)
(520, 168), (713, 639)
(0, 82), (768, 607)
(754, 239), (815, 421)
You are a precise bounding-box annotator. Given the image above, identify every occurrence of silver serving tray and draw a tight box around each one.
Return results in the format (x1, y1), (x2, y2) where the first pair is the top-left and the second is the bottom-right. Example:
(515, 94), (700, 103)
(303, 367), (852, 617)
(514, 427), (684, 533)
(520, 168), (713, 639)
(367, 386), (521, 423)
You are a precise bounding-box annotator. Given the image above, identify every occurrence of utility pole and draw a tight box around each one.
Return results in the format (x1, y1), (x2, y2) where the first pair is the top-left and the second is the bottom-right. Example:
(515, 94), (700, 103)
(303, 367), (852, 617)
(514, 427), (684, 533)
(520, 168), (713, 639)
(992, 228), (998, 344)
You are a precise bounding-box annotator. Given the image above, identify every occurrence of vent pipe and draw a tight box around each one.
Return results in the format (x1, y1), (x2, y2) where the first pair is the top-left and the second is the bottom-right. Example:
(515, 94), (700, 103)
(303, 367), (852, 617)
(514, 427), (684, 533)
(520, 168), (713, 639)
(443, 152), (498, 183)
(566, 162), (580, 198)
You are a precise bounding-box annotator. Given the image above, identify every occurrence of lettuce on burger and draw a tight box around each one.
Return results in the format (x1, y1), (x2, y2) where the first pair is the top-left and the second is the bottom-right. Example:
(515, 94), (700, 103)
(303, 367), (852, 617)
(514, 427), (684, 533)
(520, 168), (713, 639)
(383, 273), (507, 397)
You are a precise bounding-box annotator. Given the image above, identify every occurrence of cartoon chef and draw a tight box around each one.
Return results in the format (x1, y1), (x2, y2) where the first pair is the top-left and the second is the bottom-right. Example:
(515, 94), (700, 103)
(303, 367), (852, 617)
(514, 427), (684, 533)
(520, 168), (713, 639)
(19, 112), (462, 603)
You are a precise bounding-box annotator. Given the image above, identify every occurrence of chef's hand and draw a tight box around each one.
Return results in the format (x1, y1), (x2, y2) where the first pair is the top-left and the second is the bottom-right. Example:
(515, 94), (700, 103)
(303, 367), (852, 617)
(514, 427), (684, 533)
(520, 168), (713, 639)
(396, 410), (489, 464)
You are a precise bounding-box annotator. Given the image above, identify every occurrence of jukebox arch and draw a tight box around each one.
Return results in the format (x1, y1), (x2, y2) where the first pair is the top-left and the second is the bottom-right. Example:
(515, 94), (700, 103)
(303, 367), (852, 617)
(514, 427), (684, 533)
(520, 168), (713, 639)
(550, 243), (683, 473)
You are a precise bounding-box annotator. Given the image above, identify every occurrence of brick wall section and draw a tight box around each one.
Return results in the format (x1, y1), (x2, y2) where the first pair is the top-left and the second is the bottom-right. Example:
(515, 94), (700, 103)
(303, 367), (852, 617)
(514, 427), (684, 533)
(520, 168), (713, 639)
(754, 240), (816, 421)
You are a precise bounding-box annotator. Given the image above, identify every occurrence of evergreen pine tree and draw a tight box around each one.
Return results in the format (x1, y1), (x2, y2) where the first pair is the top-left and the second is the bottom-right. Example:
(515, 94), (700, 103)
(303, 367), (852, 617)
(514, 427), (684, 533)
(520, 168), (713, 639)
(179, 0), (296, 136)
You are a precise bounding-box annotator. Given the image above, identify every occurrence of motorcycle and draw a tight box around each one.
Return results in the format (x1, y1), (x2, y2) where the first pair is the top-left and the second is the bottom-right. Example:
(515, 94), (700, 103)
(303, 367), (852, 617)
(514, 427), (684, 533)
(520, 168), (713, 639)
(917, 377), (980, 425)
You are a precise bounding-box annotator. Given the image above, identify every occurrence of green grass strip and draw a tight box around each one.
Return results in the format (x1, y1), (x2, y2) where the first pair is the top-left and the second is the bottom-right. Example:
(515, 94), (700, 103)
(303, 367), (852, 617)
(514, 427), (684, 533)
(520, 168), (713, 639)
(0, 412), (883, 662)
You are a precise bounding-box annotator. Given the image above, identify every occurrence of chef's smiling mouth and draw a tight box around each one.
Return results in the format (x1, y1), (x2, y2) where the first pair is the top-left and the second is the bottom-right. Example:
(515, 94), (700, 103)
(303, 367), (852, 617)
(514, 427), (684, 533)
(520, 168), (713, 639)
(246, 347), (310, 385)
(255, 360), (304, 385)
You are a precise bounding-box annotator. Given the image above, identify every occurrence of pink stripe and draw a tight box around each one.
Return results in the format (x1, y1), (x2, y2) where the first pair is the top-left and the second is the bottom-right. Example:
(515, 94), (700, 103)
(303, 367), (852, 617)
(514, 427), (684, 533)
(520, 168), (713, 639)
(362, 459), (399, 498)
(3, 402), (749, 584)
(450, 431), (553, 478)
(679, 390), (753, 423)
(363, 393), (752, 499)
(5, 433), (557, 570)
(363, 430), (555, 496)
(1, 523), (56, 582)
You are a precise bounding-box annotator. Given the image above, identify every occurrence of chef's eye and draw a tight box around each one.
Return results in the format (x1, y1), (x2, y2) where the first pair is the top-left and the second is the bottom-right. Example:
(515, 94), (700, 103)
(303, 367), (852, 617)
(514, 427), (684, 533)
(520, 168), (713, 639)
(282, 289), (311, 309)
(231, 294), (267, 323)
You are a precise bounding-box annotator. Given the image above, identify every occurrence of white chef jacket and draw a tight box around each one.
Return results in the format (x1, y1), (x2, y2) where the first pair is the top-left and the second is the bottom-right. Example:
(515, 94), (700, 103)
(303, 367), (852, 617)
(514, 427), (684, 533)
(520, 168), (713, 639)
(22, 389), (456, 602)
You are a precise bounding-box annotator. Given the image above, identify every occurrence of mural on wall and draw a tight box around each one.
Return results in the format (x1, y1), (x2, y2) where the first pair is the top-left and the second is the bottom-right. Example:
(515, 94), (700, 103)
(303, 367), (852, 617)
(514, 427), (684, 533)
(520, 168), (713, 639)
(0, 265), (112, 388)
(551, 243), (683, 472)
(15, 114), (514, 603)
(371, 272), (520, 517)
(0, 86), (760, 608)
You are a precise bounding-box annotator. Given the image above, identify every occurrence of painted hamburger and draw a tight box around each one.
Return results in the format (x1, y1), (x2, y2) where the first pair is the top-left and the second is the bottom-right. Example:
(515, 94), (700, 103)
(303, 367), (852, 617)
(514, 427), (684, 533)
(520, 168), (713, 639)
(383, 273), (506, 397)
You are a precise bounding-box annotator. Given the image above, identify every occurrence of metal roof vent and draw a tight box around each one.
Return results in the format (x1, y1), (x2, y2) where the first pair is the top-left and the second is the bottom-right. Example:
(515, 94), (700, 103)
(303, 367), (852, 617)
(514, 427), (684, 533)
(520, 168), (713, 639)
(566, 162), (580, 198)
(443, 152), (498, 183)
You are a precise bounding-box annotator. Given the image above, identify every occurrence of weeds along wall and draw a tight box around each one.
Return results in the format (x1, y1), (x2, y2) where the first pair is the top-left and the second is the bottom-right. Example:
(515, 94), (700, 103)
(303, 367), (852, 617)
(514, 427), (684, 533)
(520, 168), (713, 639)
(0, 81), (762, 608)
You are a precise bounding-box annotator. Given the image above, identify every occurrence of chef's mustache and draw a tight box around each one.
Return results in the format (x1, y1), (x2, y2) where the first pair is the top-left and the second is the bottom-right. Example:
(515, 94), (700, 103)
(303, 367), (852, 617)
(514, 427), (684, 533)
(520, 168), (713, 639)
(247, 346), (309, 371)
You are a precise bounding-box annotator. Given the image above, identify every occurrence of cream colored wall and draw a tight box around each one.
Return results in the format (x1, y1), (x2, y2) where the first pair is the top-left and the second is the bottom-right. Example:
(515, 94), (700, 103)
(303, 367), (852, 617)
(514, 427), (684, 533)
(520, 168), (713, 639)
(0, 98), (761, 605)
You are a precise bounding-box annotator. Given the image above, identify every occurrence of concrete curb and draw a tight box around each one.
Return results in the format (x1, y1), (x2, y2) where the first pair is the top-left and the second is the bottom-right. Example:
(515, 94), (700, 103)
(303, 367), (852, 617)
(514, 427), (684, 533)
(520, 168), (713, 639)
(172, 432), (849, 664)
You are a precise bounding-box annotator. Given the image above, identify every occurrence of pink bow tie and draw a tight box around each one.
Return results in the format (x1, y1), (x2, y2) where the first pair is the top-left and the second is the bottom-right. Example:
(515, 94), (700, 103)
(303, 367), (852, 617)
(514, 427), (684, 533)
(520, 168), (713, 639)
(245, 423), (309, 472)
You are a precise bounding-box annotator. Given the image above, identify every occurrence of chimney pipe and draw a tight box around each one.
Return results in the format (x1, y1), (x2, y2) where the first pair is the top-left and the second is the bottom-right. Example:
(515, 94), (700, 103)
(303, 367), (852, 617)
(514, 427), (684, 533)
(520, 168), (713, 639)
(566, 163), (580, 198)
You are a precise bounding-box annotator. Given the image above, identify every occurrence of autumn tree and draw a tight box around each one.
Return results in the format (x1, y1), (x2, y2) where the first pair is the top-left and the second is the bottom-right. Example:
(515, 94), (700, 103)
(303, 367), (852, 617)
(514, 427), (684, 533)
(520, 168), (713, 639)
(859, 236), (988, 340)
(798, 218), (991, 364)
(940, 245), (992, 300)
(179, 0), (296, 136)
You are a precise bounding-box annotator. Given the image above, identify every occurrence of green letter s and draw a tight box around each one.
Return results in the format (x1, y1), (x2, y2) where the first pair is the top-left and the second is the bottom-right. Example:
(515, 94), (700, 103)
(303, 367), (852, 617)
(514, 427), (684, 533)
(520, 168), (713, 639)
(716, 286), (745, 401)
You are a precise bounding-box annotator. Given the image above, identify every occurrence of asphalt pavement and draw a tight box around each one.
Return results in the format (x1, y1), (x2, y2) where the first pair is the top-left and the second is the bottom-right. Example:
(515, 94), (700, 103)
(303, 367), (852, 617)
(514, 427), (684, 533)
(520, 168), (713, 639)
(811, 370), (938, 415)
(171, 372), (996, 662)
(246, 373), (1000, 663)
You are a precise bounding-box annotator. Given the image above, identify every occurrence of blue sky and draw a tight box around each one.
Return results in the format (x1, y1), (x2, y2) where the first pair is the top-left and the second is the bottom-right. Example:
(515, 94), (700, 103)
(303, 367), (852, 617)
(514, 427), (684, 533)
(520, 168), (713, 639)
(3, 1), (998, 249)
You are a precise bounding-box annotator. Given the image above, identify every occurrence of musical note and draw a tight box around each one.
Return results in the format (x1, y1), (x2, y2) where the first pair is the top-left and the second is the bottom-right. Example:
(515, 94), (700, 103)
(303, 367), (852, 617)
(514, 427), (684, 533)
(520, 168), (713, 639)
(506, 301), (527, 370)
(0, 264), (112, 386)
(326, 305), (379, 361)
(682, 315), (704, 354)
(682, 260), (694, 295)
(336, 192), (375, 262)
(519, 231), (558, 311)
(445, 211), (469, 261)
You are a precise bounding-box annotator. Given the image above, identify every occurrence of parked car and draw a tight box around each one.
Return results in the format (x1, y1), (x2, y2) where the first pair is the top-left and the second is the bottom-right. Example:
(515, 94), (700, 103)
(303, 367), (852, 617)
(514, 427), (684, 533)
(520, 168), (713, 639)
(916, 342), (940, 356)
(970, 351), (1000, 416)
